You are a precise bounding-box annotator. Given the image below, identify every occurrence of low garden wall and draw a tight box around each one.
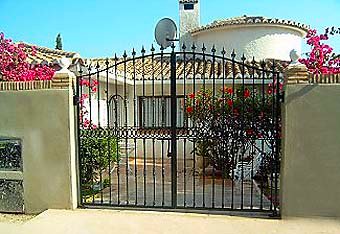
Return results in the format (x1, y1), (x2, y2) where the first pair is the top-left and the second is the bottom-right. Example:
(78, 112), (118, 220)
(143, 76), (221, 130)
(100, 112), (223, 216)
(0, 85), (78, 214)
(281, 66), (340, 217)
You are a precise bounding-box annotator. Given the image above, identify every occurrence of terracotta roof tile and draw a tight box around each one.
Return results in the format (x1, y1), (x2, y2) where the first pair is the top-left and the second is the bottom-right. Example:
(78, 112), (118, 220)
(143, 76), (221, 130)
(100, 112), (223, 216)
(190, 15), (309, 35)
(19, 42), (81, 66)
(87, 56), (287, 80)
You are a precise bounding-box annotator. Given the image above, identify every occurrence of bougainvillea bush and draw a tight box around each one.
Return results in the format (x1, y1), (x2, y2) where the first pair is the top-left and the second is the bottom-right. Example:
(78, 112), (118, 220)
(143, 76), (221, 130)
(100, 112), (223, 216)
(0, 32), (55, 81)
(185, 84), (281, 178)
(299, 28), (340, 74)
(79, 78), (99, 129)
(78, 78), (120, 197)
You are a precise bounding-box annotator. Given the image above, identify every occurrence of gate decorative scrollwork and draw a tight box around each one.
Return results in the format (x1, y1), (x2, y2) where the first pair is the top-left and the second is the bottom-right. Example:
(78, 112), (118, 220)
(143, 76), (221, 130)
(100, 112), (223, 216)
(76, 44), (282, 216)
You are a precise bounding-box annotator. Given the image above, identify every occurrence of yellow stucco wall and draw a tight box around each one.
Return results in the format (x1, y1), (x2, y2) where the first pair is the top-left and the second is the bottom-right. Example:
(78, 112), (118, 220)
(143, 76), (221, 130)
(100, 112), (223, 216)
(281, 84), (340, 217)
(0, 89), (77, 214)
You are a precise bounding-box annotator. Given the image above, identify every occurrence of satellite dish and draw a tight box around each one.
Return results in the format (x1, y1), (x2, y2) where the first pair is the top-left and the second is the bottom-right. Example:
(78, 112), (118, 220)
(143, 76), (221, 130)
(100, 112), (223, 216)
(155, 18), (178, 48)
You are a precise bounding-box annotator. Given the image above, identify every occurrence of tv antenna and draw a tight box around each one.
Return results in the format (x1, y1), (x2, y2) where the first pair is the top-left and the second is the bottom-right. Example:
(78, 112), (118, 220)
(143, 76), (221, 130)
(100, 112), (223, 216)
(154, 18), (178, 48)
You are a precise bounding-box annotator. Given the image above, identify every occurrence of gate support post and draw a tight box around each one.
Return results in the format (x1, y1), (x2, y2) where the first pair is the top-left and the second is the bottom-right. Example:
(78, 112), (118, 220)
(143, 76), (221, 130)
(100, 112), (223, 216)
(0, 68), (78, 214)
(170, 46), (177, 208)
(281, 61), (340, 217)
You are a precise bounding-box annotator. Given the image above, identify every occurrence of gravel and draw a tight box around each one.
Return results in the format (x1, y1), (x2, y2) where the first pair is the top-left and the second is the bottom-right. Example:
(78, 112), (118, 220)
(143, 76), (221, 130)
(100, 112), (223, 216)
(0, 213), (35, 223)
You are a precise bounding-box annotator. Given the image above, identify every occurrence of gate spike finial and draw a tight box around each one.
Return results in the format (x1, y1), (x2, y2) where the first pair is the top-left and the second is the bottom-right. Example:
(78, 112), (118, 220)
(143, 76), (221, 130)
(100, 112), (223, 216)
(221, 47), (226, 55)
(141, 46), (146, 54)
(96, 61), (100, 69)
(251, 56), (256, 65)
(114, 53), (118, 61)
(191, 43), (196, 51)
(181, 43), (186, 51)
(202, 43), (206, 52)
(211, 45), (216, 53)
(171, 43), (176, 51)
(271, 59), (276, 70)
(241, 53), (246, 62)
(151, 44), (155, 52)
(231, 49), (236, 60)
(123, 50), (127, 58)
(160, 45), (164, 51)
(105, 58), (109, 66)
(132, 48), (136, 57)
(260, 60), (266, 68)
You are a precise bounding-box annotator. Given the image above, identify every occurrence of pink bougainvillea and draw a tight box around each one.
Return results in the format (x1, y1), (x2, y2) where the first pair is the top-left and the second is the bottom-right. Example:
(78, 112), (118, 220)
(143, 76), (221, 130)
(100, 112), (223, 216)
(79, 78), (99, 129)
(0, 32), (55, 81)
(299, 29), (340, 74)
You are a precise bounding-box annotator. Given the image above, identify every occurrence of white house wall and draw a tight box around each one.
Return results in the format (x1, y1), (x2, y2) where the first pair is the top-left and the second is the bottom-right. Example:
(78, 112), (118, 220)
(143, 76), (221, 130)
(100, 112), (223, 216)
(191, 25), (303, 61)
(179, 0), (200, 47)
(87, 79), (272, 160)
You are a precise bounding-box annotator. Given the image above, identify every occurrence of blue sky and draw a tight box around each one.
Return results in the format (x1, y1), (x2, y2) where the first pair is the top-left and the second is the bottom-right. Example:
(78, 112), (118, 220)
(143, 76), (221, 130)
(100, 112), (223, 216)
(0, 0), (339, 58)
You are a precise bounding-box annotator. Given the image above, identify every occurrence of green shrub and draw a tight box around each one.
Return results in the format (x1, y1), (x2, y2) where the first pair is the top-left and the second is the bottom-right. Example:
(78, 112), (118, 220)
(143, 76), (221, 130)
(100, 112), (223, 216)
(80, 136), (119, 197)
(186, 86), (281, 178)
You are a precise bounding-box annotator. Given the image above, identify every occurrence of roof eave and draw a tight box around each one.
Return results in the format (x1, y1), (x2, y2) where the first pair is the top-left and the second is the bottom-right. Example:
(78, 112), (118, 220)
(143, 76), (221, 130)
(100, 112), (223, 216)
(191, 23), (309, 38)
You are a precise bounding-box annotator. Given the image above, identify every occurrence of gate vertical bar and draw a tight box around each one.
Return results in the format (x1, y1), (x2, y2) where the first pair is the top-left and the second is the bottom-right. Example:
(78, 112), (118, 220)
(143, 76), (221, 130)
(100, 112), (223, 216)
(273, 70), (280, 217)
(76, 68), (82, 205)
(170, 45), (177, 208)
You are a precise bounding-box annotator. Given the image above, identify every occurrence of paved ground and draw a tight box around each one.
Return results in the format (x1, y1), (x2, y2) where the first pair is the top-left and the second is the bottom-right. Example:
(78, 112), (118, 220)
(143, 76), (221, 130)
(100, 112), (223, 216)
(87, 158), (273, 210)
(1, 209), (340, 234)
(0, 213), (35, 234)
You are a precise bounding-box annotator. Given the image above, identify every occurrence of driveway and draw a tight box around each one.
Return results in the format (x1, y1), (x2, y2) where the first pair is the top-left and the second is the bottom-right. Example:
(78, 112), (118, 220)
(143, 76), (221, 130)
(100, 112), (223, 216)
(1, 209), (340, 234)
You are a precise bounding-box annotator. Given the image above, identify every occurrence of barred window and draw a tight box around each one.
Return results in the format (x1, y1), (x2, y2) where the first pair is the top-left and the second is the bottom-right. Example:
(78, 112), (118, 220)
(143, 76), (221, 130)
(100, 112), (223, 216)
(139, 96), (186, 128)
(109, 95), (126, 127)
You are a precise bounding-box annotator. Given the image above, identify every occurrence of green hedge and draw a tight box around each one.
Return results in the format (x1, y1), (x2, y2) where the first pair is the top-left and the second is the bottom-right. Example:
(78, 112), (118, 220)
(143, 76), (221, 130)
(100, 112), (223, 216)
(80, 136), (120, 197)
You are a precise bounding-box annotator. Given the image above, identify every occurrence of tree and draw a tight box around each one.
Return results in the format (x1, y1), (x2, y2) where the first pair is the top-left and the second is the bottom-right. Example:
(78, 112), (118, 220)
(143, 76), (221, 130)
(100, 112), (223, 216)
(55, 33), (62, 50)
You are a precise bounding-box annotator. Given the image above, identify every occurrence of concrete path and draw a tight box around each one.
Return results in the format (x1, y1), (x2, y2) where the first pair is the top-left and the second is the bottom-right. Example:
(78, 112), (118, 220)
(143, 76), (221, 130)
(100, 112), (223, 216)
(1, 209), (340, 234)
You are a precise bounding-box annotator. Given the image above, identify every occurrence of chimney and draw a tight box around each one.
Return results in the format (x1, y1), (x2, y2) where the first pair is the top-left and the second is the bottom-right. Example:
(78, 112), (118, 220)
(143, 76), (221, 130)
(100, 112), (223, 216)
(179, 0), (200, 47)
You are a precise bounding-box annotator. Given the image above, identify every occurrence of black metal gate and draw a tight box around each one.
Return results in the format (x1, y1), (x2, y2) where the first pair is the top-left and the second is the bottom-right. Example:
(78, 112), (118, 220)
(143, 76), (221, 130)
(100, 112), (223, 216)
(76, 44), (282, 216)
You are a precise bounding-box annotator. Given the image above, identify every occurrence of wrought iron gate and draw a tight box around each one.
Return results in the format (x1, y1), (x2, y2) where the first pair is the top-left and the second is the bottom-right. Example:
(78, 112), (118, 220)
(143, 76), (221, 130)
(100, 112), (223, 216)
(76, 44), (282, 216)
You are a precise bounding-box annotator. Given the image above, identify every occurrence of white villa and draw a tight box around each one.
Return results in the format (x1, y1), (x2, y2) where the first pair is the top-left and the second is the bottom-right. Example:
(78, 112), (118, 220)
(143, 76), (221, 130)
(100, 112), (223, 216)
(20, 0), (309, 159)
(179, 0), (308, 60)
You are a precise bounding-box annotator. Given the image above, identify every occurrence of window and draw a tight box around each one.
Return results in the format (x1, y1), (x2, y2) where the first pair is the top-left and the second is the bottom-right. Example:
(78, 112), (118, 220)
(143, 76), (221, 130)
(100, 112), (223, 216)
(184, 3), (194, 10)
(109, 95), (126, 127)
(139, 96), (187, 129)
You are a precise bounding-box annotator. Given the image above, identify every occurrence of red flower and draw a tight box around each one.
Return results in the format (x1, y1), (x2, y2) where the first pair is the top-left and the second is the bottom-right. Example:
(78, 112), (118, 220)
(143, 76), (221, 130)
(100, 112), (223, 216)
(267, 88), (273, 95)
(227, 99), (233, 107)
(233, 108), (239, 116)
(222, 86), (233, 95)
(79, 79), (90, 86)
(188, 93), (195, 99)
(259, 111), (264, 119)
(246, 129), (254, 136)
(186, 106), (193, 113)
(279, 83), (283, 91)
(244, 89), (251, 98)
(227, 88), (233, 95)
